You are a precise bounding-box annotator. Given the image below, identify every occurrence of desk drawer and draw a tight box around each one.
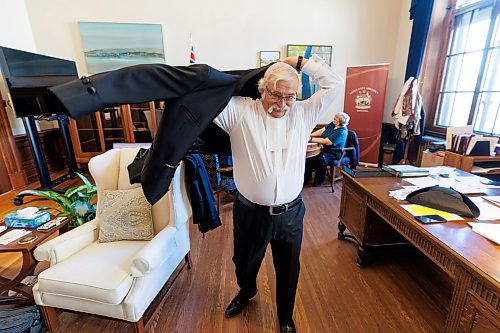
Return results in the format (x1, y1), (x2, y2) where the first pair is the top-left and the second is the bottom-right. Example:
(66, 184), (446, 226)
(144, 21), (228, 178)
(340, 178), (366, 241)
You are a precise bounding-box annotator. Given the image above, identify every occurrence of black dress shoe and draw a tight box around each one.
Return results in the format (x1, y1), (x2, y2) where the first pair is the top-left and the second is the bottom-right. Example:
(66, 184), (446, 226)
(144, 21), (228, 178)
(280, 320), (296, 333)
(224, 289), (257, 318)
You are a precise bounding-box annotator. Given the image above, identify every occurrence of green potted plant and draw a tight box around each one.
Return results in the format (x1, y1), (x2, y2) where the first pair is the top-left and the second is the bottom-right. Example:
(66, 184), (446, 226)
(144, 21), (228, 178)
(18, 173), (97, 227)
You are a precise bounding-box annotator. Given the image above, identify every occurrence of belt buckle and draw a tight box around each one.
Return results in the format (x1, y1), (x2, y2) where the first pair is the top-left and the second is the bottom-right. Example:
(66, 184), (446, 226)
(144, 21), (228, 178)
(269, 204), (288, 216)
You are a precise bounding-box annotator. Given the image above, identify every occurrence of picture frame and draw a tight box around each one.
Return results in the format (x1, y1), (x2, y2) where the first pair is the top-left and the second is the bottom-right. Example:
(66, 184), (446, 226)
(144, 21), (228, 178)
(259, 51), (280, 67)
(78, 22), (165, 74)
(286, 44), (333, 99)
(286, 44), (332, 65)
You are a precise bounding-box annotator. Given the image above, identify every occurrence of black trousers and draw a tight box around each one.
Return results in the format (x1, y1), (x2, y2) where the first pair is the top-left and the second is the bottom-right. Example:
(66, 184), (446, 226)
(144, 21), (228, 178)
(232, 192), (305, 325)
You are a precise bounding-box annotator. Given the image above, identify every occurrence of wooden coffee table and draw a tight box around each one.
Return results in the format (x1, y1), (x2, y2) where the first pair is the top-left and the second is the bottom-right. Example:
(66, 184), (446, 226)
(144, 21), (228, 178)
(0, 217), (70, 300)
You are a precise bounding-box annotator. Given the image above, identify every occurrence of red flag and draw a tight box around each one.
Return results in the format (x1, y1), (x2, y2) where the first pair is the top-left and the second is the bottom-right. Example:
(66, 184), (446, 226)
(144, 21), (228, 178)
(190, 34), (195, 64)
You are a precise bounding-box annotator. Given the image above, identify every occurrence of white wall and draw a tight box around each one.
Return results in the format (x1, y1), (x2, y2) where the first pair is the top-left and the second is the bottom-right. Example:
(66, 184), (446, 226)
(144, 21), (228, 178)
(0, 0), (38, 135)
(17, 0), (411, 126)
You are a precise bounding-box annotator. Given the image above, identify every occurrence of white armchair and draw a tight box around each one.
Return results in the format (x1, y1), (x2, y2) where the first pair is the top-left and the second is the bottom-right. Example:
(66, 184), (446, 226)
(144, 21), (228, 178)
(32, 148), (192, 332)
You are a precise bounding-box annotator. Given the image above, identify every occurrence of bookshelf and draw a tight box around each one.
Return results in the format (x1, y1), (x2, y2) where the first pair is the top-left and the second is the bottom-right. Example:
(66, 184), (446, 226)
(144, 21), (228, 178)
(68, 101), (162, 165)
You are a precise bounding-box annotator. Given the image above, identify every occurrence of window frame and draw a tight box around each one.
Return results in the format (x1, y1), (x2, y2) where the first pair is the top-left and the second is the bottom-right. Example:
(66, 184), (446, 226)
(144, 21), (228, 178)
(421, 0), (499, 137)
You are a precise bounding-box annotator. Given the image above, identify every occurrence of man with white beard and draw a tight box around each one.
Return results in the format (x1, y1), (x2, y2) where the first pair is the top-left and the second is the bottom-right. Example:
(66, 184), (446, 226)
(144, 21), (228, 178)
(213, 54), (343, 333)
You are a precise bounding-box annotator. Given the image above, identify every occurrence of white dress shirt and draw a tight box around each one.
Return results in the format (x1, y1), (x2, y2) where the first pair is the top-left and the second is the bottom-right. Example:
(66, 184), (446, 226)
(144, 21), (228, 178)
(213, 54), (344, 206)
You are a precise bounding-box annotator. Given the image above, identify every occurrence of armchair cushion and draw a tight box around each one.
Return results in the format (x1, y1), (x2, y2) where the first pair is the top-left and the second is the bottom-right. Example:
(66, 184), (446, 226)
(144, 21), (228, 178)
(37, 240), (146, 304)
(98, 187), (154, 243)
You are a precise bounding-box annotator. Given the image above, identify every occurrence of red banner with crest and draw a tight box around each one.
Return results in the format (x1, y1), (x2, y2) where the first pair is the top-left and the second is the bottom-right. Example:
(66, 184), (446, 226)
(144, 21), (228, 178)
(343, 64), (389, 166)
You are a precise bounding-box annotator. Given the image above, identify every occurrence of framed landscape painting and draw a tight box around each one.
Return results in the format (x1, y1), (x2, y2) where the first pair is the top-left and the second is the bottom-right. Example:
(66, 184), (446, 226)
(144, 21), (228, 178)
(78, 22), (165, 74)
(287, 44), (333, 99)
(259, 51), (280, 67)
(286, 44), (332, 65)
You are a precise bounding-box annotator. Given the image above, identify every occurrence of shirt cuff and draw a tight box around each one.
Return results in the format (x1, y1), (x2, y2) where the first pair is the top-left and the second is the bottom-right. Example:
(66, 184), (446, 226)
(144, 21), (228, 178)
(301, 53), (327, 78)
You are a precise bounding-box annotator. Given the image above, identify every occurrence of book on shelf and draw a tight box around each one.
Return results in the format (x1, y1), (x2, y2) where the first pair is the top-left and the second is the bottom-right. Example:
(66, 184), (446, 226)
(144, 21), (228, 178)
(450, 133), (499, 156)
(382, 165), (429, 178)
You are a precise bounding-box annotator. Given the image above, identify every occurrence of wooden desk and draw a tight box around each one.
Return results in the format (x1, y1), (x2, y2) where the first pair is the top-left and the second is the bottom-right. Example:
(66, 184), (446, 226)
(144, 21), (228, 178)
(339, 171), (499, 333)
(0, 218), (70, 300)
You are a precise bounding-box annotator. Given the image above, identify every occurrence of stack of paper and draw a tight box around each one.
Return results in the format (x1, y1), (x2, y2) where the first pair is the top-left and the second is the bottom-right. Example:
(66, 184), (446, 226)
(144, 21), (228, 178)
(467, 222), (500, 245)
(0, 229), (31, 245)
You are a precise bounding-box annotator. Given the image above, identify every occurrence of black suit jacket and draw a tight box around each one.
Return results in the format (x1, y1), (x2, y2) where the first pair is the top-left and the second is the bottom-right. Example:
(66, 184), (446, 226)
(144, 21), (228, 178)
(49, 63), (269, 204)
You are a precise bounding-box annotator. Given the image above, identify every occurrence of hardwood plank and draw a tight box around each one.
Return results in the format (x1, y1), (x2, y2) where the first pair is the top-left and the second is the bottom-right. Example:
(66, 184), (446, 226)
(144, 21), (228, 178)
(0, 181), (452, 332)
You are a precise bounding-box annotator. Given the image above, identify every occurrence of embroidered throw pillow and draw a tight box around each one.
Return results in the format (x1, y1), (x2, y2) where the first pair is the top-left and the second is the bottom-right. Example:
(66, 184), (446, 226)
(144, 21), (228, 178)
(98, 187), (154, 242)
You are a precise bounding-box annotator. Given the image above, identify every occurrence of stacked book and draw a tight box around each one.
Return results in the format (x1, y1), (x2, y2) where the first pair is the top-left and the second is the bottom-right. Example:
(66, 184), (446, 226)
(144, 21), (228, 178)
(382, 165), (429, 178)
(451, 133), (498, 156)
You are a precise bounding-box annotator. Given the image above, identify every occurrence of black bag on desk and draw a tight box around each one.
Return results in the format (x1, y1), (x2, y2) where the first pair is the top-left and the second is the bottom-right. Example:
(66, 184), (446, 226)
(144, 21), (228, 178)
(406, 186), (480, 218)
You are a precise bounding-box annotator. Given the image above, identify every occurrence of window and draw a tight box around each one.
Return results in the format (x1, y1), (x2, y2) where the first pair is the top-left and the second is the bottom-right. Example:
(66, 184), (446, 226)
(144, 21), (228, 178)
(435, 0), (499, 135)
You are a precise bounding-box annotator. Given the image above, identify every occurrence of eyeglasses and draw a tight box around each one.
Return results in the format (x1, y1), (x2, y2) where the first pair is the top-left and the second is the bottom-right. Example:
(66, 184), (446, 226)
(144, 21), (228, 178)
(266, 87), (296, 103)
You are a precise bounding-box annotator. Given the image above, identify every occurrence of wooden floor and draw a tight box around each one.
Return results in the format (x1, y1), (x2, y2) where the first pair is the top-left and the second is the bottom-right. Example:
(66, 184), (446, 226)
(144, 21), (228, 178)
(0, 180), (454, 333)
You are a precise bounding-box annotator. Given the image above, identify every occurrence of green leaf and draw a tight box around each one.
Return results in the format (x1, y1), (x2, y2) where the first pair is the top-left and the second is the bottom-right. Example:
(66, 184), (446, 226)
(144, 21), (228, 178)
(75, 172), (93, 188)
(64, 184), (87, 198)
(58, 211), (72, 216)
(18, 189), (71, 210)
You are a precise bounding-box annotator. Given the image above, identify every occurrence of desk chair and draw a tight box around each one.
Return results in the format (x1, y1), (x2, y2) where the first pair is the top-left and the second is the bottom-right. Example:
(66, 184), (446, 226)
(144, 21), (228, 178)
(322, 130), (360, 192)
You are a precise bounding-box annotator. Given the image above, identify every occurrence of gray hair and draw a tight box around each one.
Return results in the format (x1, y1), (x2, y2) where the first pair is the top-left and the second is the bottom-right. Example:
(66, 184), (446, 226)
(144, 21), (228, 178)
(335, 112), (350, 126)
(257, 62), (300, 94)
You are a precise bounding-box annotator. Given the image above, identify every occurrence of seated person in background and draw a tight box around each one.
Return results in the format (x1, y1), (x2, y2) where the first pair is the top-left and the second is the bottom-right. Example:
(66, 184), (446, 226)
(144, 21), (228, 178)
(309, 112), (350, 186)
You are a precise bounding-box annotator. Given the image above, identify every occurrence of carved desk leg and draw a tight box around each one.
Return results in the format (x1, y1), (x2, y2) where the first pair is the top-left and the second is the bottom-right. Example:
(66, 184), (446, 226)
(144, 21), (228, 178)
(356, 246), (372, 268)
(337, 221), (359, 244)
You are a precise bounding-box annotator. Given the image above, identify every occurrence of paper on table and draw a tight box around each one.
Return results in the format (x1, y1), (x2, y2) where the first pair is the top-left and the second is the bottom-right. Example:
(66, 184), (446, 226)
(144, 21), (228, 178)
(455, 176), (500, 189)
(0, 229), (31, 245)
(482, 196), (500, 207)
(467, 222), (500, 245)
(426, 166), (456, 176)
(401, 204), (464, 221)
(403, 176), (486, 194)
(449, 183), (487, 194)
(468, 197), (500, 220)
(389, 186), (421, 201)
(404, 177), (441, 188)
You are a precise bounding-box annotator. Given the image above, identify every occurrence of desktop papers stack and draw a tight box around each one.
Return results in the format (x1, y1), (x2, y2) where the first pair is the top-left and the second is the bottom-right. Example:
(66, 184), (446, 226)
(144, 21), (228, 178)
(382, 165), (429, 178)
(467, 222), (500, 245)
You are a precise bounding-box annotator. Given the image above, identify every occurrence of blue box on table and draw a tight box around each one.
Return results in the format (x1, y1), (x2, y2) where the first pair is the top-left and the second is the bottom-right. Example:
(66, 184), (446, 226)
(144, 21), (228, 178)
(3, 208), (51, 228)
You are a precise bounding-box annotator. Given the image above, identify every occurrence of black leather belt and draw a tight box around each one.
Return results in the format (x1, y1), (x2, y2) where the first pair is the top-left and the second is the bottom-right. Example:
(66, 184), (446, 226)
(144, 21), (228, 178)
(236, 193), (302, 216)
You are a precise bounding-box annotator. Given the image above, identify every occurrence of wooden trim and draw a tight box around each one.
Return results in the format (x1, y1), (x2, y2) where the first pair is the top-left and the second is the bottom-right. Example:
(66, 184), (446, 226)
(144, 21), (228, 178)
(149, 101), (157, 138)
(420, 0), (456, 134)
(95, 111), (106, 151)
(120, 104), (135, 143)
(40, 306), (59, 332)
(0, 98), (28, 189)
(68, 118), (83, 157)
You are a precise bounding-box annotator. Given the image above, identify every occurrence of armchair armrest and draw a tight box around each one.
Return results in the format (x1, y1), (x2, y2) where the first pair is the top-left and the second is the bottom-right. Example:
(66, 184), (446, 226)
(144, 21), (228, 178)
(338, 147), (355, 162)
(130, 226), (177, 277)
(34, 218), (99, 265)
